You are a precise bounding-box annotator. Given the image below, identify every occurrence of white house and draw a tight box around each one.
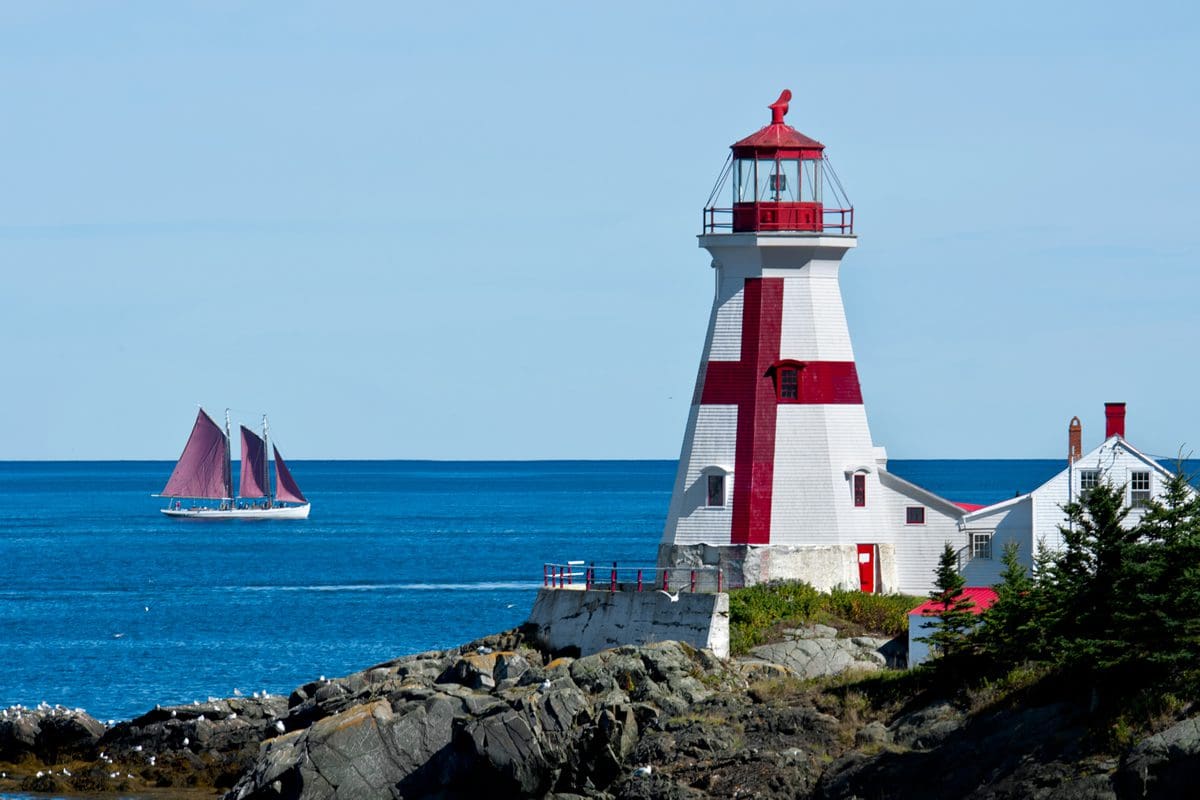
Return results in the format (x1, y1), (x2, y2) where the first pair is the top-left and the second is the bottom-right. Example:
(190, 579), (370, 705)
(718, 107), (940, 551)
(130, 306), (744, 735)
(958, 403), (1182, 585)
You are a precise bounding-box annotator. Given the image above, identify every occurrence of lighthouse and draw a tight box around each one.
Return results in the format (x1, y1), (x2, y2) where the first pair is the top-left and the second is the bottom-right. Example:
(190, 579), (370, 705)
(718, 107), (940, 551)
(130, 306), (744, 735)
(659, 91), (965, 594)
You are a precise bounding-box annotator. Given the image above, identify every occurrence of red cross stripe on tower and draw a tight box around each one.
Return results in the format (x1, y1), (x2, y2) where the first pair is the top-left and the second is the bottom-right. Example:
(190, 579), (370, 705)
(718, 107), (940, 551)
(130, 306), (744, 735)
(700, 278), (864, 545)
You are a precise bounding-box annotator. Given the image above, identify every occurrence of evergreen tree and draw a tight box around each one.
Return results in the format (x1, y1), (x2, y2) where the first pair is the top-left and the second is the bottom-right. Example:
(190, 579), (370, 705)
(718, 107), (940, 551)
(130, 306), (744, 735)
(977, 541), (1040, 668)
(919, 543), (977, 667)
(1127, 469), (1200, 683)
(1047, 482), (1137, 680)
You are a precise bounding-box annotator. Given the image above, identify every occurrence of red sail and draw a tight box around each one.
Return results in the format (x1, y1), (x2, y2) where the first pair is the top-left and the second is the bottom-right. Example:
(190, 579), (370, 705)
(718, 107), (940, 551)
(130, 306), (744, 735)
(162, 409), (230, 499)
(239, 425), (268, 499)
(273, 445), (307, 504)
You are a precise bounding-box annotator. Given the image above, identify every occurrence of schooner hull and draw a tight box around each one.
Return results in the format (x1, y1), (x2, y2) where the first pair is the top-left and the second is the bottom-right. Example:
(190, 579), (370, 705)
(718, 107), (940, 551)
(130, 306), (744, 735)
(161, 503), (311, 520)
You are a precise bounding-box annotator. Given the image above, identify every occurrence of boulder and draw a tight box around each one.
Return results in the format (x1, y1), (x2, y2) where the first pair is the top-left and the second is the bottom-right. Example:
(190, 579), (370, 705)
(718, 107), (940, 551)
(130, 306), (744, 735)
(748, 626), (891, 680)
(1116, 715), (1200, 799)
(0, 706), (106, 764)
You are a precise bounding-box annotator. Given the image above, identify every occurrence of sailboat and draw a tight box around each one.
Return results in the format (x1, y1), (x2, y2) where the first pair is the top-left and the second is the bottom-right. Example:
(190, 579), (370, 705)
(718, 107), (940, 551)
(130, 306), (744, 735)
(160, 408), (311, 519)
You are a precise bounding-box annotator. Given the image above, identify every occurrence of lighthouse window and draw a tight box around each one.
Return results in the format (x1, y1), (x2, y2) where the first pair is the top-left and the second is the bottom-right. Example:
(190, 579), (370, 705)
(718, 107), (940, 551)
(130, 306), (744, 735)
(779, 368), (798, 400)
(906, 506), (926, 525)
(1130, 471), (1151, 508)
(853, 474), (866, 507)
(706, 474), (726, 508)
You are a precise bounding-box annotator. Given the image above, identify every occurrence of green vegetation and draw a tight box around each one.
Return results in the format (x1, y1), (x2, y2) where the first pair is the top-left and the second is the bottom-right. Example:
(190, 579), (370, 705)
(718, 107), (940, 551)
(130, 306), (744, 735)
(919, 469), (1200, 742)
(728, 580), (921, 654)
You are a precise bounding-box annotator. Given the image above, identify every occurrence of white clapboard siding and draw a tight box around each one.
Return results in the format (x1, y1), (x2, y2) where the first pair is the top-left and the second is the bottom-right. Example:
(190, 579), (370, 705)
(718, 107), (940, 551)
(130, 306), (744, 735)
(779, 271), (855, 361)
(667, 405), (737, 545)
(960, 496), (1034, 586)
(879, 470), (966, 595)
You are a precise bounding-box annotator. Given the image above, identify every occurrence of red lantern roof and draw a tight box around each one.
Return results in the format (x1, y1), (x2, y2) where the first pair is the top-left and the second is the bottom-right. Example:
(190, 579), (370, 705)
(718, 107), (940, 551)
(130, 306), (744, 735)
(731, 90), (825, 160)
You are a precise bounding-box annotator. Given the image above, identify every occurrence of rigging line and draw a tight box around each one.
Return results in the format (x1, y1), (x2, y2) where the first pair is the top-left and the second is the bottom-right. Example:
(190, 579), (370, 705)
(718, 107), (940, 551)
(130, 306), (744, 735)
(823, 156), (852, 208)
(704, 153), (733, 209)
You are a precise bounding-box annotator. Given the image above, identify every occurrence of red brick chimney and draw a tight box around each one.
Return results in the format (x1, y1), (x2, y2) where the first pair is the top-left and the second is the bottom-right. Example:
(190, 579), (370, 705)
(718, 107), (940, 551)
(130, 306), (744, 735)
(1105, 402), (1126, 439)
(1068, 416), (1082, 463)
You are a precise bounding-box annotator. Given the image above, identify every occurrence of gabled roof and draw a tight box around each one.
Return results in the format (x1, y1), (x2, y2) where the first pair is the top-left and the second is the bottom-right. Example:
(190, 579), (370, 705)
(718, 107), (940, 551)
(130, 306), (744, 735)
(1084, 435), (1179, 482)
(878, 468), (967, 518)
(961, 492), (1032, 523)
(909, 587), (998, 617)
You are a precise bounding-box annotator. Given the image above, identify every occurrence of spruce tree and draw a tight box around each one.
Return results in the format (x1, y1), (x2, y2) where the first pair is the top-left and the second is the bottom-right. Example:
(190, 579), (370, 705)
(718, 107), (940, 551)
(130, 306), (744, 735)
(919, 543), (977, 667)
(1129, 469), (1200, 683)
(1048, 482), (1136, 680)
(978, 541), (1038, 668)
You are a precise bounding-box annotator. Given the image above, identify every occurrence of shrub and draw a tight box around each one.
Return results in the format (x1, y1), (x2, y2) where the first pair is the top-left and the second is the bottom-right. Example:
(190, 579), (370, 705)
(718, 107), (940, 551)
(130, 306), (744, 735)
(728, 581), (921, 654)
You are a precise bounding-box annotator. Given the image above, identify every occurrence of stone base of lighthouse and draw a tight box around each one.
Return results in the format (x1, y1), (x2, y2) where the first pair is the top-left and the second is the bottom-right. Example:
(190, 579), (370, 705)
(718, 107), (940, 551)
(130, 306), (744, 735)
(657, 542), (899, 594)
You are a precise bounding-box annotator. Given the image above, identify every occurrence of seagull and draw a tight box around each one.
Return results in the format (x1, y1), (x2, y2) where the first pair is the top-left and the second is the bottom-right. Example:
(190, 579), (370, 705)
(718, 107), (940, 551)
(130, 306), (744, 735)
(133, 745), (143, 752)
(274, 720), (286, 734)
(539, 679), (552, 692)
(233, 688), (243, 696)
(170, 710), (177, 718)
(505, 604), (515, 609)
(182, 737), (189, 747)
(229, 712), (237, 719)
(144, 606), (150, 612)
(112, 633), (125, 639)
(657, 590), (680, 602)
(633, 765), (653, 778)
(476, 646), (493, 655)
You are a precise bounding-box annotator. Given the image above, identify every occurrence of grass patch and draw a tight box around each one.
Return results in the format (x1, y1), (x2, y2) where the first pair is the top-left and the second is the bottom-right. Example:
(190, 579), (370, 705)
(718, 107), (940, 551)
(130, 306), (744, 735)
(729, 581), (922, 654)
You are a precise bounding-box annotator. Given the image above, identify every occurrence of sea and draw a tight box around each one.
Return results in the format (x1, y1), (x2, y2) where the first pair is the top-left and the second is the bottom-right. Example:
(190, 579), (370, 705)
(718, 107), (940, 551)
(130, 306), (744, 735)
(0, 459), (1079, 722)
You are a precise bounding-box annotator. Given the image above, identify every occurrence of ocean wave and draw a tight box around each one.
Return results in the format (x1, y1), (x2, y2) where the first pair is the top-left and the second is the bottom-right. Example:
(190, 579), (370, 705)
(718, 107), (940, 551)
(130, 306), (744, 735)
(228, 582), (540, 593)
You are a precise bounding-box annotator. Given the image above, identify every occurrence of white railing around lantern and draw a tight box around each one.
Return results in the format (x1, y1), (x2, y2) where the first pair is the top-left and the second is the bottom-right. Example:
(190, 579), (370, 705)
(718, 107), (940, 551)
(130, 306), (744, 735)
(542, 562), (726, 594)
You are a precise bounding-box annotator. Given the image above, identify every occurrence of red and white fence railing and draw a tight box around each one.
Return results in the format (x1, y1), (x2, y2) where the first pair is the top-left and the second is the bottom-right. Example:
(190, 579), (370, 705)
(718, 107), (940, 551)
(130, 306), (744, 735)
(542, 562), (725, 594)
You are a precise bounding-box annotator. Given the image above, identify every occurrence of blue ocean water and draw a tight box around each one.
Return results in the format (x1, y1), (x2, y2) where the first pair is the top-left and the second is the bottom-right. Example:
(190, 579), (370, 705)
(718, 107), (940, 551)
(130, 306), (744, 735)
(0, 458), (1065, 721)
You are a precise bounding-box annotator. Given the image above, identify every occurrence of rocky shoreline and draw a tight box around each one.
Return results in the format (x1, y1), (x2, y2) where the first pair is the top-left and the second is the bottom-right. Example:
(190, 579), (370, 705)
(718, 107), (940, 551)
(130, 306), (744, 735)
(2, 625), (1198, 799)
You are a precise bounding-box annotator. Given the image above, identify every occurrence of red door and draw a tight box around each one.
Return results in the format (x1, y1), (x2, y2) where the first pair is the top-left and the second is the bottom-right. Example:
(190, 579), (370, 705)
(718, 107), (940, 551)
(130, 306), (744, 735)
(857, 544), (875, 593)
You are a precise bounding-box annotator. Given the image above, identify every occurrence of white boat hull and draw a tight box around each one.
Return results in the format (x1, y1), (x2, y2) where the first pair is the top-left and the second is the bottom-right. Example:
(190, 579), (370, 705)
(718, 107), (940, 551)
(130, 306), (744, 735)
(161, 503), (311, 520)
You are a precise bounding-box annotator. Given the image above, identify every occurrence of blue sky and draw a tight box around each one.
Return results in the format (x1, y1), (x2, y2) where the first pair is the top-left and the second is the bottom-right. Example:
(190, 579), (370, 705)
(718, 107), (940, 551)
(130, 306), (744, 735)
(2, 1), (1198, 460)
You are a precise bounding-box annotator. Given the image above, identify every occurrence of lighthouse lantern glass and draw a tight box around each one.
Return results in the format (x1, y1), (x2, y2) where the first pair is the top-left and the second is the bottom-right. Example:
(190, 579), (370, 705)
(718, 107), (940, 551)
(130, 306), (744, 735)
(733, 157), (822, 204)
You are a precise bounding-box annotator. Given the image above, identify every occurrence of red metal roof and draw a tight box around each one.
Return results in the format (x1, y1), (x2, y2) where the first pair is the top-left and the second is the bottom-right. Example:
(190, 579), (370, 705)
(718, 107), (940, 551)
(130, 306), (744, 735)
(909, 587), (998, 617)
(731, 89), (825, 158)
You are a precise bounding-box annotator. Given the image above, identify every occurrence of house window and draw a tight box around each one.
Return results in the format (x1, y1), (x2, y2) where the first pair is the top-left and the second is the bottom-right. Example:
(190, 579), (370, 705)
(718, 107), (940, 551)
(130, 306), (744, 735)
(1079, 469), (1099, 499)
(971, 532), (993, 560)
(1130, 471), (1151, 508)
(779, 368), (798, 400)
(706, 474), (725, 507)
(906, 506), (925, 525)
(853, 474), (866, 507)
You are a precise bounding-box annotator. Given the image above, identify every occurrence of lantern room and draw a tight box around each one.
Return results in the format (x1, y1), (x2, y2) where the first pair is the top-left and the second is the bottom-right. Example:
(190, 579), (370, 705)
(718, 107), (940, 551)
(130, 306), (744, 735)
(703, 90), (853, 234)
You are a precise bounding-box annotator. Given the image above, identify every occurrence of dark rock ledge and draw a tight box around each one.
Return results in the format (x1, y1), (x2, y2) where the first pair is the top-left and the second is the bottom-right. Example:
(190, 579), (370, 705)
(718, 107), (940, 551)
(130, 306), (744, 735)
(3, 627), (1200, 799)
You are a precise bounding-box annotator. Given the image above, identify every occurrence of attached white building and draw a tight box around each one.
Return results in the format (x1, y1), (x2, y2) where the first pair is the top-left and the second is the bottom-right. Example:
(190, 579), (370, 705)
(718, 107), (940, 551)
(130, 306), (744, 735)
(959, 403), (1181, 585)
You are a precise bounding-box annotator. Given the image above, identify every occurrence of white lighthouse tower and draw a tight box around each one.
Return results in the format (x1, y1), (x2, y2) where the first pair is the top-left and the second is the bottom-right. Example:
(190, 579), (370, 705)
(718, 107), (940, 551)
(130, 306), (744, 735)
(659, 91), (964, 594)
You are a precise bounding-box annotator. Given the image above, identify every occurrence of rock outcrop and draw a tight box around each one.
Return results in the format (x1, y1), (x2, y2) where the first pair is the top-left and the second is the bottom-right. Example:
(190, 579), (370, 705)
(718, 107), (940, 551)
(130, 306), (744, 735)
(227, 633), (720, 799)
(5, 626), (1200, 799)
(0, 704), (105, 764)
(746, 624), (899, 679)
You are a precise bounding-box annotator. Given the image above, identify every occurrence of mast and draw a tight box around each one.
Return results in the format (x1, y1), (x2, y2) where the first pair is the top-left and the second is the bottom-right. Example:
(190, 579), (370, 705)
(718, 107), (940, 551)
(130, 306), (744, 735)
(224, 408), (234, 504)
(263, 414), (272, 508)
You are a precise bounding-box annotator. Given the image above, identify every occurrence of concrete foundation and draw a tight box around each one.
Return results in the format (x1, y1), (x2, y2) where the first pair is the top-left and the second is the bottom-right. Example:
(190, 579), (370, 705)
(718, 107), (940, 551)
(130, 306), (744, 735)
(658, 542), (899, 594)
(526, 588), (729, 659)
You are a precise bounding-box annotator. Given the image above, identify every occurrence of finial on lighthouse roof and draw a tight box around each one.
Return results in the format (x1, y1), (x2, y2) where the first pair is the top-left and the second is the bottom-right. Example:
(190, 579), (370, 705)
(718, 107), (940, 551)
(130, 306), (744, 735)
(769, 89), (792, 124)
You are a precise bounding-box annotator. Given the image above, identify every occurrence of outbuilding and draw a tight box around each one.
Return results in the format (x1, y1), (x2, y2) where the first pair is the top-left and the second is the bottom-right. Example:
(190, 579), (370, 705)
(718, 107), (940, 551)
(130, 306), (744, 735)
(907, 587), (998, 667)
